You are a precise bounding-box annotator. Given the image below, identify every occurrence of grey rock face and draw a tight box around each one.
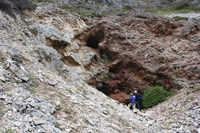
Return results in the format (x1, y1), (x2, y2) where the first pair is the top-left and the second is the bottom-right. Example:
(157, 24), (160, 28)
(181, 20), (200, 38)
(0, 66), (5, 82)
(35, 45), (64, 72)
(67, 53), (82, 65)
(0, 88), (6, 100)
(0, 43), (23, 63)
(82, 47), (97, 66)
(28, 24), (72, 45)
(4, 88), (61, 133)
(55, 0), (134, 10)
(189, 0), (199, 5)
(9, 62), (29, 82)
(87, 118), (96, 126)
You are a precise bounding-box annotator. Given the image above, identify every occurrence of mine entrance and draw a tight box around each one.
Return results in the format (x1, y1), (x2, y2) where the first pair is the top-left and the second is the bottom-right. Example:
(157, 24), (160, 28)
(87, 37), (99, 48)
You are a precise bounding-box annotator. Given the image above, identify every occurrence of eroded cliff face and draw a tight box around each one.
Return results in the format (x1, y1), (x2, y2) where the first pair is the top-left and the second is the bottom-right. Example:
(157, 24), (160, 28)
(0, 2), (200, 133)
(86, 12), (200, 103)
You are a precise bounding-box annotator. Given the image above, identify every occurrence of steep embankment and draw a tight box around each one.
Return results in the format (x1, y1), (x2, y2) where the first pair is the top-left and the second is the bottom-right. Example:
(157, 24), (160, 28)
(0, 3), (199, 133)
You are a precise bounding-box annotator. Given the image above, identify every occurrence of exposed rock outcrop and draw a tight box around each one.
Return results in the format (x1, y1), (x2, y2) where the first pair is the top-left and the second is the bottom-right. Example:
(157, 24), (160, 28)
(88, 12), (200, 103)
(0, 4), (149, 133)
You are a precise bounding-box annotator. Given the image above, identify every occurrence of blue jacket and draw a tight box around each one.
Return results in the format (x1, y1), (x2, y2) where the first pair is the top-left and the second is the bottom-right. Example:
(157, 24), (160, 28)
(129, 96), (136, 103)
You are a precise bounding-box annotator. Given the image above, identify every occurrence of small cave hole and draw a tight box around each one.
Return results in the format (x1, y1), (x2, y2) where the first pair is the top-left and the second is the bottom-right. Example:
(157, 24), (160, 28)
(87, 37), (99, 49)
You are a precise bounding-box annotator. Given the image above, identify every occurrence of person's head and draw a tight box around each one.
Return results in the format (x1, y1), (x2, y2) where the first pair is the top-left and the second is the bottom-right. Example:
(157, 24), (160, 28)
(130, 93), (133, 96)
(134, 90), (137, 94)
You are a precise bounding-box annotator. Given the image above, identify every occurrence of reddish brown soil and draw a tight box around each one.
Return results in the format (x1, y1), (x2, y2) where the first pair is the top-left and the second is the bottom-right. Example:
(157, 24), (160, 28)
(87, 12), (200, 103)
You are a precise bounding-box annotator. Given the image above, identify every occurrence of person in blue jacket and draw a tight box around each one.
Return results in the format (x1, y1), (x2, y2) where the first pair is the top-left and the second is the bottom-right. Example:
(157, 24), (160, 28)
(128, 93), (136, 110)
(135, 90), (143, 111)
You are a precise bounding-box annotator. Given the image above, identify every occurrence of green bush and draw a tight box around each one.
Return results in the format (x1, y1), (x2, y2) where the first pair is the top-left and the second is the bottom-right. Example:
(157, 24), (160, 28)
(141, 86), (171, 109)
(103, 74), (109, 79)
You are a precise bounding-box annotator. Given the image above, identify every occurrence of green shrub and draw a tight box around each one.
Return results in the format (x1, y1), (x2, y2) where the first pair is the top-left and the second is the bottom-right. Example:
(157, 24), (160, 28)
(103, 74), (109, 79)
(141, 86), (171, 109)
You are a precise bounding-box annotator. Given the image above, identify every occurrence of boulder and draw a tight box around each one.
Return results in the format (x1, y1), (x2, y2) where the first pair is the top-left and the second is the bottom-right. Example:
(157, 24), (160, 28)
(35, 45), (64, 72)
(9, 62), (29, 82)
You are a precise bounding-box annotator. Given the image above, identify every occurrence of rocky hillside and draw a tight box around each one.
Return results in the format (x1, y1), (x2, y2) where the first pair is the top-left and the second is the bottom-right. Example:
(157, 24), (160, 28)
(0, 2), (199, 133)
(53, 0), (200, 11)
(0, 3), (156, 133)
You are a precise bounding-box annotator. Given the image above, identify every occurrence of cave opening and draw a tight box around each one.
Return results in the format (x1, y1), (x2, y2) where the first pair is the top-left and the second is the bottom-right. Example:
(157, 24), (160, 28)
(87, 37), (99, 48)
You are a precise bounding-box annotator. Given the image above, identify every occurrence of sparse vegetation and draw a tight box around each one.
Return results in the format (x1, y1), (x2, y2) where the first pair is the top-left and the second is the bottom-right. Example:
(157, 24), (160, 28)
(173, 3), (190, 10)
(103, 74), (109, 79)
(183, 96), (194, 105)
(178, 97), (183, 101)
(170, 90), (178, 96)
(192, 86), (200, 93)
(64, 108), (71, 114)
(97, 82), (103, 89)
(118, 117), (131, 127)
(145, 2), (200, 15)
(55, 122), (60, 128)
(7, 93), (13, 97)
(106, 8), (122, 14)
(66, 88), (73, 94)
(31, 0), (54, 3)
(105, 109), (110, 114)
(123, 5), (134, 11)
(141, 86), (171, 109)
(24, 76), (38, 95)
(83, 119), (89, 124)
(1, 129), (17, 133)
(55, 105), (62, 111)
(106, 104), (114, 109)
(28, 76), (38, 87)
(173, 16), (188, 21)
(59, 5), (92, 17)
(26, 87), (37, 95)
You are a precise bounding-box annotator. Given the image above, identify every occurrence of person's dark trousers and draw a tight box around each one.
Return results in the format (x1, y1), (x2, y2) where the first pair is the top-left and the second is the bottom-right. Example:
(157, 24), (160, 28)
(136, 101), (140, 110)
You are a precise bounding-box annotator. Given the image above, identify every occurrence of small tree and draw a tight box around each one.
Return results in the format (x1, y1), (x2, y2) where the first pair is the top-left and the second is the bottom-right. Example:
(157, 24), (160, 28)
(141, 86), (171, 109)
